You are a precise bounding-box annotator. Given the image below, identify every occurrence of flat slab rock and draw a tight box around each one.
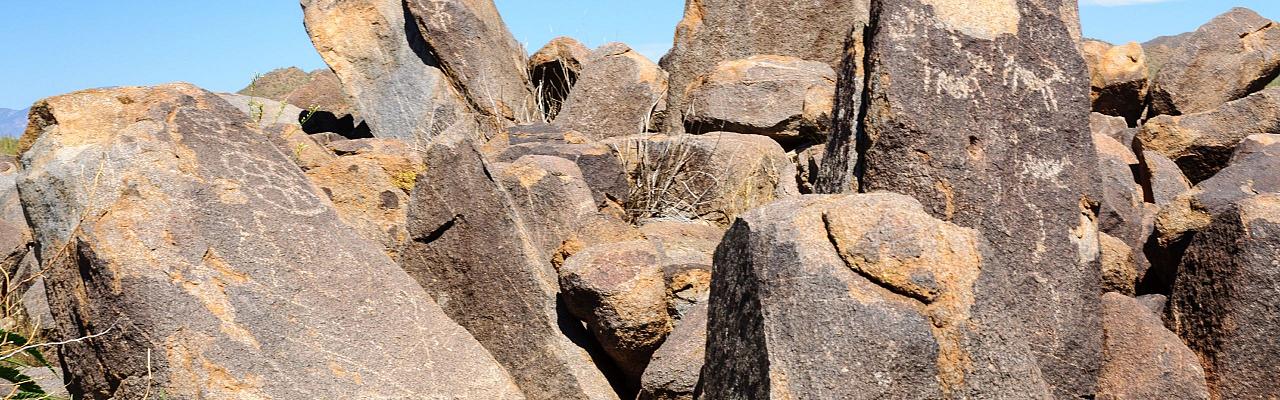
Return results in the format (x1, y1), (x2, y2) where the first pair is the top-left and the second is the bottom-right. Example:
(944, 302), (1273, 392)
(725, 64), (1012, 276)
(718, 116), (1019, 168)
(16, 84), (523, 399)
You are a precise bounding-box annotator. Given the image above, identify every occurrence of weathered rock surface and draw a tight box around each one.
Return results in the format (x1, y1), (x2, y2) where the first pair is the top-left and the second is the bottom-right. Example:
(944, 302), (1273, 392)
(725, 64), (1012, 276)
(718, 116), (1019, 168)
(1137, 87), (1280, 183)
(683, 55), (835, 147)
(795, 144), (824, 194)
(530, 37), (591, 121)
(1096, 134), (1145, 249)
(305, 138), (421, 258)
(492, 124), (631, 208)
(817, 1), (1103, 396)
(1228, 133), (1280, 164)
(703, 194), (1052, 399)
(1082, 40), (1148, 124)
(559, 240), (672, 386)
(1169, 194), (1280, 400)
(404, 0), (537, 125)
(1146, 139), (1280, 295)
(1098, 293), (1209, 400)
(660, 0), (870, 133)
(1148, 8), (1280, 116)
(301, 0), (477, 142)
(556, 43), (667, 139)
(638, 302), (706, 400)
(1091, 113), (1137, 146)
(559, 221), (719, 388)
(17, 84), (523, 399)
(1142, 32), (1192, 76)
(493, 154), (610, 259)
(401, 135), (618, 400)
(1099, 233), (1137, 296)
(1136, 149), (1191, 206)
(1152, 137), (1280, 254)
(605, 132), (798, 224)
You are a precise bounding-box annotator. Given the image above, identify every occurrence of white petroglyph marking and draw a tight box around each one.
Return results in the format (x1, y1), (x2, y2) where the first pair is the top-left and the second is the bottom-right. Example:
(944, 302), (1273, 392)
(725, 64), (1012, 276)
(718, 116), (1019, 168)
(1021, 156), (1070, 189)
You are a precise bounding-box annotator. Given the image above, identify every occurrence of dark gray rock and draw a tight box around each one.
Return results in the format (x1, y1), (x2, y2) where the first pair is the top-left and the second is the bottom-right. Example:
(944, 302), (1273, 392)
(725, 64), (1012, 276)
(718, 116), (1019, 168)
(1169, 194), (1280, 399)
(660, 0), (870, 133)
(638, 302), (706, 400)
(401, 134), (618, 400)
(702, 194), (1052, 399)
(404, 0), (537, 126)
(556, 43), (667, 139)
(17, 84), (523, 399)
(1137, 87), (1280, 183)
(1136, 149), (1191, 207)
(683, 55), (835, 147)
(816, 1), (1103, 396)
(301, 0), (478, 143)
(1148, 8), (1280, 116)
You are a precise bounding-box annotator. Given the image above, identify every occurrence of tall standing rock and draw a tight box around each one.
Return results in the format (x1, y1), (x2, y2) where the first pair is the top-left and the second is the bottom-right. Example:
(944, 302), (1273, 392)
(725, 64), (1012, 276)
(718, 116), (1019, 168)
(1169, 194), (1280, 399)
(818, 1), (1103, 397)
(16, 84), (523, 399)
(1147, 8), (1280, 117)
(660, 0), (870, 133)
(702, 194), (1052, 399)
(301, 0), (477, 144)
(404, 0), (536, 126)
(400, 135), (619, 400)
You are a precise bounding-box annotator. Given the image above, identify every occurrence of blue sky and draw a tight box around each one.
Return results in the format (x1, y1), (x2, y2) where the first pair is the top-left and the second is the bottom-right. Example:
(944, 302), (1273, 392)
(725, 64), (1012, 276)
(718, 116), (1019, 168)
(1, 0), (1277, 109)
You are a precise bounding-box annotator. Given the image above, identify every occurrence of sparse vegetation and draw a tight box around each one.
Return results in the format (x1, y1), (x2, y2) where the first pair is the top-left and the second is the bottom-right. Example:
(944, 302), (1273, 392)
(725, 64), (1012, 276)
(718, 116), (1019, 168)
(0, 139), (18, 157)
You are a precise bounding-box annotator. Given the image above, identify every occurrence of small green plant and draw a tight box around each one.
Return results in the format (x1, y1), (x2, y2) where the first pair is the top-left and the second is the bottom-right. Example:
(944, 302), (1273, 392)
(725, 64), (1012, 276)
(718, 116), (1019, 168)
(0, 328), (62, 399)
(300, 105), (321, 126)
(392, 170), (420, 192)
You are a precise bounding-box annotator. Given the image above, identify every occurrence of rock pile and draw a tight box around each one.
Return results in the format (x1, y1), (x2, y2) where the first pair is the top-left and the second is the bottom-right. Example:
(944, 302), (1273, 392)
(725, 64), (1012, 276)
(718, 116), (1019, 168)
(3, 1), (1277, 399)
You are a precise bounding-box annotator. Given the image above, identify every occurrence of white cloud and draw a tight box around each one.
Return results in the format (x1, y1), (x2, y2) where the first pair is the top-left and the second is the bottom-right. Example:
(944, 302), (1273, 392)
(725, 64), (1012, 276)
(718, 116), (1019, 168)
(1080, 0), (1175, 6)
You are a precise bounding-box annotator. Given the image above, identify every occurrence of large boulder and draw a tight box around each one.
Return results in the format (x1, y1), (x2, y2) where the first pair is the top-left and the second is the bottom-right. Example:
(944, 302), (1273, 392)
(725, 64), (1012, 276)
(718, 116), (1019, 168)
(404, 0), (537, 126)
(401, 135), (619, 400)
(556, 43), (667, 139)
(559, 240), (672, 387)
(559, 221), (720, 389)
(1148, 8), (1280, 117)
(683, 55), (835, 148)
(16, 84), (523, 399)
(1169, 194), (1280, 399)
(529, 37), (591, 121)
(1098, 293), (1209, 400)
(660, 0), (870, 133)
(702, 194), (1051, 399)
(1082, 40), (1148, 125)
(1151, 139), (1280, 262)
(815, 1), (1103, 396)
(605, 132), (799, 225)
(1137, 87), (1280, 183)
(301, 0), (477, 142)
(1142, 32), (1192, 76)
(305, 138), (422, 258)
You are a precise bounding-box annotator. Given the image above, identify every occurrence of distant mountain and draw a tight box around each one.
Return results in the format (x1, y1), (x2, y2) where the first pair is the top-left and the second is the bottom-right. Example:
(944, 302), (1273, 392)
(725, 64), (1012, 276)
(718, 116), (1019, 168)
(0, 108), (28, 137)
